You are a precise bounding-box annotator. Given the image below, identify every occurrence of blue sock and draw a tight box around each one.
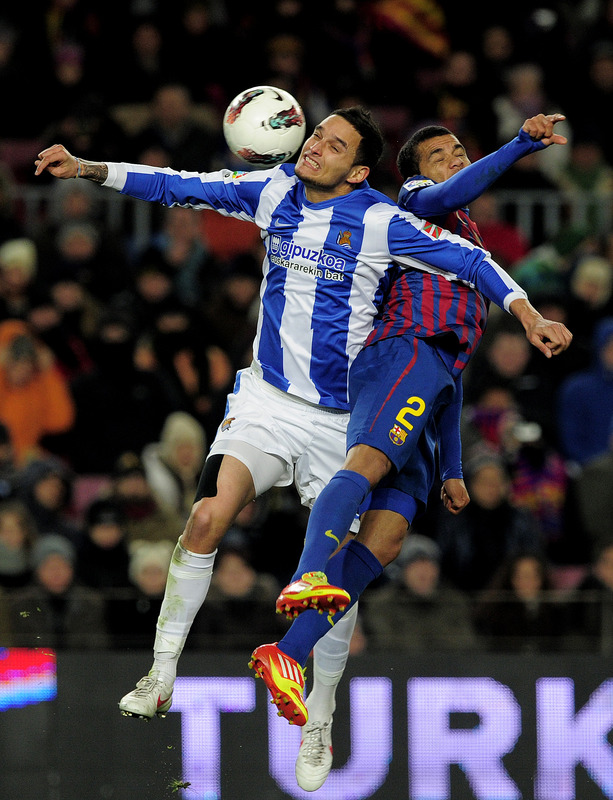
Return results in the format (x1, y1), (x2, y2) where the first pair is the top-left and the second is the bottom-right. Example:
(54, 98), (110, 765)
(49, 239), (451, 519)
(292, 470), (371, 581)
(280, 539), (383, 666)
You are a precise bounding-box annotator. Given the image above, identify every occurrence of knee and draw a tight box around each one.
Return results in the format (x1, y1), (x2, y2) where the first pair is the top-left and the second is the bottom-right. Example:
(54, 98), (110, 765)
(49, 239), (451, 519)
(345, 445), (392, 487)
(356, 515), (408, 567)
(369, 535), (405, 568)
(182, 497), (226, 551)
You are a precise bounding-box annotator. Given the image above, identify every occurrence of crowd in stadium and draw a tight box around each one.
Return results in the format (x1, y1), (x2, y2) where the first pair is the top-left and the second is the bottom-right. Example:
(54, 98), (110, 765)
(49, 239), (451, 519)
(1, 1), (613, 653)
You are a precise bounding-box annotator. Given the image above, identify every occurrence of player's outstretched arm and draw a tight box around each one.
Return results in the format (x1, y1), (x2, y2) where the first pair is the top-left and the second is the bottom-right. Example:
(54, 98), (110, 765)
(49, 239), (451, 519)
(400, 113), (568, 216)
(35, 144), (108, 184)
(509, 297), (573, 357)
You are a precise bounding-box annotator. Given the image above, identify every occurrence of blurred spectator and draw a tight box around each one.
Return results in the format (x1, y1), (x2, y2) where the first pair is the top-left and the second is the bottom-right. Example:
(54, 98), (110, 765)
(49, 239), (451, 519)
(463, 313), (560, 446)
(190, 543), (289, 649)
(460, 379), (573, 562)
(468, 192), (530, 270)
(474, 552), (569, 652)
(25, 288), (94, 381)
(0, 17), (45, 139)
(0, 422), (18, 500)
(128, 83), (219, 172)
(505, 421), (574, 563)
(46, 42), (90, 126)
(575, 421), (613, 557)
(48, 276), (103, 342)
(76, 498), (131, 591)
(260, 32), (329, 130)
(492, 62), (571, 182)
(429, 50), (493, 150)
(310, 0), (372, 109)
(66, 312), (178, 473)
(107, 16), (169, 105)
(164, 0), (235, 109)
(39, 218), (128, 304)
(9, 533), (108, 648)
(511, 224), (593, 299)
(0, 498), (38, 589)
(147, 206), (211, 309)
(362, 534), (479, 652)
(34, 177), (118, 270)
(554, 138), (613, 237)
(556, 316), (613, 466)
(109, 248), (180, 336)
(0, 319), (76, 465)
(475, 25), (519, 121)
(434, 449), (543, 593)
(16, 456), (81, 544)
(0, 237), (38, 321)
(149, 300), (232, 444)
(570, 41), (613, 167)
(202, 255), (260, 369)
(106, 539), (174, 649)
(109, 452), (184, 546)
(0, 162), (25, 243)
(141, 411), (206, 521)
(569, 541), (613, 653)
(565, 255), (613, 342)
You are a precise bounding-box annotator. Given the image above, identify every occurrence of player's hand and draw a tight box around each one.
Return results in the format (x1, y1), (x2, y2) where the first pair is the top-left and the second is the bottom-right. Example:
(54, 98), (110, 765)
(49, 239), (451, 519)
(509, 298), (573, 357)
(441, 478), (469, 515)
(522, 113), (567, 146)
(524, 316), (573, 357)
(34, 144), (79, 179)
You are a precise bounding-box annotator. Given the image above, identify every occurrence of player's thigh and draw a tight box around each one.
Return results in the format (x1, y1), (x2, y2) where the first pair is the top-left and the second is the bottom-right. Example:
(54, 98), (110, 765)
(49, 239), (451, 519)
(347, 337), (452, 472)
(208, 367), (304, 492)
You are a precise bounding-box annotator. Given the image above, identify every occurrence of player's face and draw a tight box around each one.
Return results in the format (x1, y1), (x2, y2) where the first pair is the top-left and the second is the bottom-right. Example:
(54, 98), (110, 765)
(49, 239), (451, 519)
(417, 134), (470, 184)
(295, 115), (369, 200)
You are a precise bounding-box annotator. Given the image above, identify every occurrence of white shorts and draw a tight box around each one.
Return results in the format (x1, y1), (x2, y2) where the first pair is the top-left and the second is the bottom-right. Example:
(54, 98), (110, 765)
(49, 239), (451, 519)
(209, 366), (350, 511)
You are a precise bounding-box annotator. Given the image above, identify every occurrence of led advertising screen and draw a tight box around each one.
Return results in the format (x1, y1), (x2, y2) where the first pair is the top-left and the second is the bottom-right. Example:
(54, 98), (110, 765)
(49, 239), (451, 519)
(1, 649), (611, 800)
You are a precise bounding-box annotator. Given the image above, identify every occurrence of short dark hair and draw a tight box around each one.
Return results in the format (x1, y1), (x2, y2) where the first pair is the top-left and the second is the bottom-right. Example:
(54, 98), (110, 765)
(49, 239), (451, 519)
(396, 125), (454, 179)
(331, 106), (384, 170)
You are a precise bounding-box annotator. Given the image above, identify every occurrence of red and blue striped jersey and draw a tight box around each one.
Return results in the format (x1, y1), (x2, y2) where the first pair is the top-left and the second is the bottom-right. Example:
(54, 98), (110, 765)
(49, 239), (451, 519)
(365, 178), (490, 374)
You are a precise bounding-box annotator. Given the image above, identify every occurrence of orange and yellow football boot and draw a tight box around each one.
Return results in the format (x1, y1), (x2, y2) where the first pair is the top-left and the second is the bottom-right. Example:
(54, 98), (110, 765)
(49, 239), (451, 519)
(249, 642), (308, 726)
(276, 571), (350, 620)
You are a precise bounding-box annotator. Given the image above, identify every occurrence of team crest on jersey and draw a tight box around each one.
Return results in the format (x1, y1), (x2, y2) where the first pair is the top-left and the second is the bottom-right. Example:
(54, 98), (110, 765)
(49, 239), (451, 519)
(389, 424), (407, 445)
(337, 230), (352, 248)
(221, 416), (235, 432)
(231, 171), (248, 179)
(423, 221), (443, 239)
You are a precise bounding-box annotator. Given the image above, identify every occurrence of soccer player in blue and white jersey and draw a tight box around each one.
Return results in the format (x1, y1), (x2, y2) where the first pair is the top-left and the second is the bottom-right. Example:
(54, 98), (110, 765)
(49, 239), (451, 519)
(35, 110), (570, 736)
(247, 112), (571, 787)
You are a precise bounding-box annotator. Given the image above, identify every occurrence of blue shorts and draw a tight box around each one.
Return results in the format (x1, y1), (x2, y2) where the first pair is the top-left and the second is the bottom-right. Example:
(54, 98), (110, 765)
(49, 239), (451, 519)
(347, 335), (456, 520)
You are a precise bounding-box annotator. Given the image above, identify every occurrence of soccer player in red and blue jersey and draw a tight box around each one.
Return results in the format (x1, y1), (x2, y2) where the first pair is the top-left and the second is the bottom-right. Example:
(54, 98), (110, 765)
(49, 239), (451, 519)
(250, 115), (571, 782)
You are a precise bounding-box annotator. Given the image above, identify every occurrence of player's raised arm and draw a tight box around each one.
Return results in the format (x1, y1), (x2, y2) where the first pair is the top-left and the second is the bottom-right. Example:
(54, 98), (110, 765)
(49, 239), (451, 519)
(35, 144), (108, 184)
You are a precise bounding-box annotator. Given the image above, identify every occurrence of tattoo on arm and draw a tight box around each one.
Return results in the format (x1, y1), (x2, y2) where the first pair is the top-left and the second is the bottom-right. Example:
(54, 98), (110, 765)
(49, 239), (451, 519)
(79, 161), (109, 184)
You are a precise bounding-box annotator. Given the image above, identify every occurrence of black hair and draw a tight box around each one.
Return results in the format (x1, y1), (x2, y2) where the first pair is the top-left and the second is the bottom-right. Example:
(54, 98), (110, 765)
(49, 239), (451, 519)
(331, 106), (384, 170)
(396, 125), (454, 179)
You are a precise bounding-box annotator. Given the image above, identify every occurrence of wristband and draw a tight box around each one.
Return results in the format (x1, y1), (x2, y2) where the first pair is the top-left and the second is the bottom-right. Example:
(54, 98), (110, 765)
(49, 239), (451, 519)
(75, 158), (82, 178)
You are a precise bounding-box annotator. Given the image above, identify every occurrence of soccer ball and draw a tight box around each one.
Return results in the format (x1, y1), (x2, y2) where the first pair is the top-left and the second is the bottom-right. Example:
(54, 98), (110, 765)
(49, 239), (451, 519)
(223, 85), (306, 167)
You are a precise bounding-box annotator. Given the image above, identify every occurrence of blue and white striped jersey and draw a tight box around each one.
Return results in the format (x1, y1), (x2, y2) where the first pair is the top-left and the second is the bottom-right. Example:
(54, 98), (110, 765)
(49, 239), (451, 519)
(104, 161), (527, 411)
